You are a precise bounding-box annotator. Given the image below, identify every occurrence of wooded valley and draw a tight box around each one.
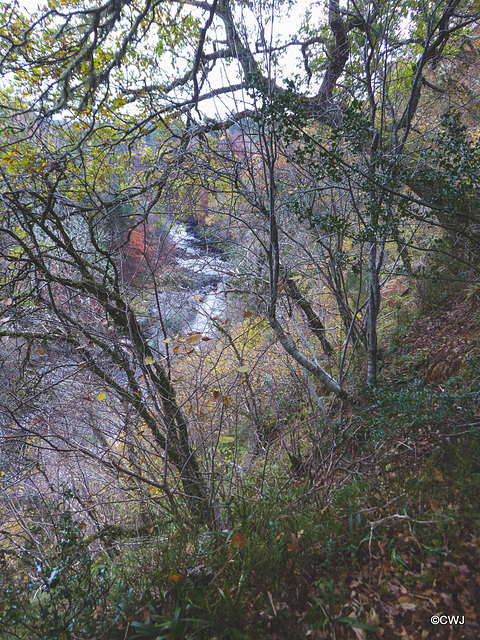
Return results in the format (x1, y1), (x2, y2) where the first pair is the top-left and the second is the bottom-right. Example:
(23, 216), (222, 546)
(1, 0), (480, 637)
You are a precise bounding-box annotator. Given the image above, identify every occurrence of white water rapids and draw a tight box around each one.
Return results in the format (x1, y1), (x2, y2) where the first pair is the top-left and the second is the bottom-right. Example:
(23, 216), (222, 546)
(147, 221), (229, 348)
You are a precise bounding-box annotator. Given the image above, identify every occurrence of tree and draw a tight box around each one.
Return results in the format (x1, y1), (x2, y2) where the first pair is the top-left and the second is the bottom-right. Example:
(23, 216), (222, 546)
(1, 0), (480, 538)
(172, 0), (480, 388)
(0, 115), (226, 528)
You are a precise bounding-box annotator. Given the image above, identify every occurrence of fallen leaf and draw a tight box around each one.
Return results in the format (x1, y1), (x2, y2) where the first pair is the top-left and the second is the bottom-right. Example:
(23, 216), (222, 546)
(440, 592), (454, 607)
(353, 628), (366, 640)
(230, 533), (248, 548)
(433, 469), (444, 482)
(92, 603), (104, 619)
(287, 533), (300, 552)
(168, 573), (182, 582)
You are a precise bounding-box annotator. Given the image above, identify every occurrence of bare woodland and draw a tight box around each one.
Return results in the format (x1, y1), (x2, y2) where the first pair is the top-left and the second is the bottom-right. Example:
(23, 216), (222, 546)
(1, 0), (480, 637)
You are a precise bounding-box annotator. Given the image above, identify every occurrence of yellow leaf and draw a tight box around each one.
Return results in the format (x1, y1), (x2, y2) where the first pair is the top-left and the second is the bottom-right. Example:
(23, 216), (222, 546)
(145, 356), (155, 365)
(237, 365), (249, 373)
(186, 333), (203, 345)
(219, 435), (235, 443)
(433, 469), (444, 482)
(162, 337), (173, 344)
(38, 349), (45, 355)
(223, 396), (230, 409)
(97, 392), (106, 401)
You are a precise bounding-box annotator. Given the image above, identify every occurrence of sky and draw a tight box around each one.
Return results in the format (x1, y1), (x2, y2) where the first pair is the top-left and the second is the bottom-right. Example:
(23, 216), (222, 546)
(14, 0), (326, 119)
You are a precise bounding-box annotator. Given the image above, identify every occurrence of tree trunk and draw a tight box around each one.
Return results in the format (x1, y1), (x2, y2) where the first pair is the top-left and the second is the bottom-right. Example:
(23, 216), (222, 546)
(367, 240), (381, 385)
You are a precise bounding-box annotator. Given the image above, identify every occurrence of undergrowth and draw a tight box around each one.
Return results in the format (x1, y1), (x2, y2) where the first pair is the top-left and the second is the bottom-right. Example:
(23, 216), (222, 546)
(2, 429), (480, 639)
(2, 284), (480, 639)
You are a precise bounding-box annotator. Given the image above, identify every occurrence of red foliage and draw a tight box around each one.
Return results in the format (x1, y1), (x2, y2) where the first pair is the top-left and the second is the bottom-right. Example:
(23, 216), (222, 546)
(122, 222), (161, 281)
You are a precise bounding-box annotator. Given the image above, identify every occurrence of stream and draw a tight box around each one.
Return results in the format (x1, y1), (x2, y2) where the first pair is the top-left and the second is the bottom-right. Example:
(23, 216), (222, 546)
(147, 221), (229, 349)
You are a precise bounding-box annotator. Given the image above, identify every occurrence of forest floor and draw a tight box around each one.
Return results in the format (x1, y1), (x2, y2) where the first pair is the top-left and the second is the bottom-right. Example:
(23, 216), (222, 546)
(115, 289), (480, 640)
(272, 291), (480, 639)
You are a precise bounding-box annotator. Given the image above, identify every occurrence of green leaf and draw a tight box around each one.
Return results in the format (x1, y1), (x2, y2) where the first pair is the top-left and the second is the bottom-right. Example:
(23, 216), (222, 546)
(337, 617), (378, 631)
